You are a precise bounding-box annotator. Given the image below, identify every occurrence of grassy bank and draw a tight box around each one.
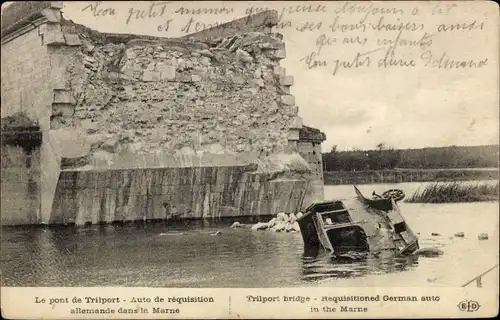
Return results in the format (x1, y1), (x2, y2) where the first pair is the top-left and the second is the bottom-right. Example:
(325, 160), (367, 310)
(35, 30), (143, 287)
(406, 182), (499, 203)
(323, 168), (499, 185)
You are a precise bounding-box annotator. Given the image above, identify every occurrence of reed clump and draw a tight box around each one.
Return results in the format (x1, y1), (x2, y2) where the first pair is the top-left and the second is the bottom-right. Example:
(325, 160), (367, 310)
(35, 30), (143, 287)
(406, 181), (499, 203)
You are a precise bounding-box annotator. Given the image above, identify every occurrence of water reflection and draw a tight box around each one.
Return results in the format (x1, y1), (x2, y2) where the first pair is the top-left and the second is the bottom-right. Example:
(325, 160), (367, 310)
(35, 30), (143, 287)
(1, 221), (423, 287)
(300, 246), (419, 283)
(1, 195), (498, 287)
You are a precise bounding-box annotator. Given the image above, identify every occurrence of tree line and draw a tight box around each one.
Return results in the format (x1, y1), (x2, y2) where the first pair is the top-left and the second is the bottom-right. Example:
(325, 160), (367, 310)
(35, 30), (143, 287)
(322, 143), (499, 171)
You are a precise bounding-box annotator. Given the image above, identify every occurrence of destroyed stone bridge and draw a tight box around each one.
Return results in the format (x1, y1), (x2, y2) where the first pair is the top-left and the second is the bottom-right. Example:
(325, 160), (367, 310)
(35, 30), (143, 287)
(1, 2), (326, 226)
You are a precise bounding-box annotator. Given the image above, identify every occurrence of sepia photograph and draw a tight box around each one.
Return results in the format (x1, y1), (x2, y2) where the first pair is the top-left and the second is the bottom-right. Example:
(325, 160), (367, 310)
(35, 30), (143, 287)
(1, 0), (498, 302)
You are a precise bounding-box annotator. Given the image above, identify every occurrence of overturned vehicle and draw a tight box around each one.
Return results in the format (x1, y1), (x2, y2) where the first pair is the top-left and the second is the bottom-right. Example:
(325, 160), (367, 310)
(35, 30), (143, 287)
(297, 186), (419, 259)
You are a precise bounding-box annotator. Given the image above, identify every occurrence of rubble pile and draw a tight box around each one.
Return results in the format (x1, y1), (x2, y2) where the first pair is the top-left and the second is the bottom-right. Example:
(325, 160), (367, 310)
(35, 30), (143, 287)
(249, 211), (303, 232)
(62, 20), (298, 162)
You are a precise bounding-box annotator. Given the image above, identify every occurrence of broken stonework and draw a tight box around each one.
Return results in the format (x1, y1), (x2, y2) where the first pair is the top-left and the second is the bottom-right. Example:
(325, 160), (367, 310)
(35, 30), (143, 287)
(43, 31), (65, 45)
(69, 27), (295, 155)
(63, 33), (82, 46)
(52, 103), (74, 117)
(281, 75), (294, 86)
(284, 105), (299, 116)
(281, 86), (290, 94)
(1, 6), (327, 226)
(253, 78), (264, 87)
(268, 48), (286, 60)
(142, 71), (161, 82)
(280, 95), (295, 106)
(158, 65), (176, 81)
(41, 7), (61, 23)
(38, 22), (62, 35)
(288, 129), (300, 141)
(236, 49), (253, 63)
(199, 49), (214, 58)
(273, 66), (286, 78)
(289, 116), (303, 129)
(53, 90), (76, 104)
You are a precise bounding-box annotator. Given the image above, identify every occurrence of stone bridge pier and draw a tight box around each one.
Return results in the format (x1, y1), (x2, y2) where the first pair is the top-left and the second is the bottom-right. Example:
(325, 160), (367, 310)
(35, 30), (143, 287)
(1, 2), (326, 226)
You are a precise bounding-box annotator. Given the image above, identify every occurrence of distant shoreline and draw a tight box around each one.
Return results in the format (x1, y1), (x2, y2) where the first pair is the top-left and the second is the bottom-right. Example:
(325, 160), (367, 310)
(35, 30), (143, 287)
(324, 168), (499, 185)
(322, 145), (499, 173)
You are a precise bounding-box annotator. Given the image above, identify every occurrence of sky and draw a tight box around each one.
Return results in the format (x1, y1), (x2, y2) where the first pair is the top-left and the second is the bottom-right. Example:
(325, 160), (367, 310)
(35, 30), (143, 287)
(4, 1), (499, 151)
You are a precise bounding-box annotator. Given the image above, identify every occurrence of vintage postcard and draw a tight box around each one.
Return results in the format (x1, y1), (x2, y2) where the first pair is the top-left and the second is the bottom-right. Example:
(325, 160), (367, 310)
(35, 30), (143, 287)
(1, 0), (498, 319)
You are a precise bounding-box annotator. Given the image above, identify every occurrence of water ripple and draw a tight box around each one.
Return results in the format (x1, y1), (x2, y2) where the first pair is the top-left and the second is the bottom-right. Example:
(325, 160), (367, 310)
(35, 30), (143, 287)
(1, 198), (498, 287)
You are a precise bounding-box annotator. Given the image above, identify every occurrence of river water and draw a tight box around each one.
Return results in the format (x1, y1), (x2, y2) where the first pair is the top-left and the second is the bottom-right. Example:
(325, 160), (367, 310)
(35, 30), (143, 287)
(1, 182), (498, 288)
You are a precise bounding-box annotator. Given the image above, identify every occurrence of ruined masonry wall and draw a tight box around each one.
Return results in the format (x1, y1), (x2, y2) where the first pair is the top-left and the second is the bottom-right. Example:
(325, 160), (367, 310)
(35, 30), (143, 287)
(298, 141), (324, 182)
(1, 4), (323, 226)
(0, 25), (49, 224)
(1, 22), (52, 130)
(0, 144), (41, 224)
(50, 166), (309, 223)
(1, 3), (94, 226)
(53, 23), (300, 167)
(298, 141), (325, 203)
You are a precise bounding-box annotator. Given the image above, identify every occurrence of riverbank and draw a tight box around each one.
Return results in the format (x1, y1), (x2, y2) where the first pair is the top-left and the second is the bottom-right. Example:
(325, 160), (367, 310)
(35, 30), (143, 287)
(406, 182), (499, 203)
(324, 168), (498, 185)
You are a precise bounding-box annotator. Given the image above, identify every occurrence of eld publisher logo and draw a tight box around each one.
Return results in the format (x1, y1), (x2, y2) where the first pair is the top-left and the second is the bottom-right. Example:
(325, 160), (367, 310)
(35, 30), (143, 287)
(458, 300), (481, 312)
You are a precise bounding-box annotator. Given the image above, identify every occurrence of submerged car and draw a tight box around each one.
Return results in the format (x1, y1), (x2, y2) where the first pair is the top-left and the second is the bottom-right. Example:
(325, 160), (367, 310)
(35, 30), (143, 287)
(297, 186), (419, 259)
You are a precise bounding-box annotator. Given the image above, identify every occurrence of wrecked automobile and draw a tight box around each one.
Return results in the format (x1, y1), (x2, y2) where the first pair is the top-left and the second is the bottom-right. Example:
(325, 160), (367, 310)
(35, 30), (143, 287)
(297, 186), (419, 259)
